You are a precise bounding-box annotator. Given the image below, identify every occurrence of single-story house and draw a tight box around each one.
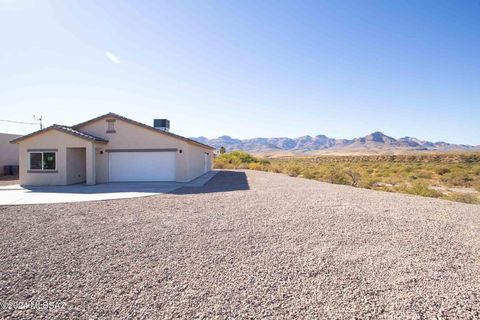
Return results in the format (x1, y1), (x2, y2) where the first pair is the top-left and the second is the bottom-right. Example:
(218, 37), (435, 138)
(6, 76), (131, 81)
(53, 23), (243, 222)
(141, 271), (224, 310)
(10, 113), (214, 185)
(0, 133), (21, 175)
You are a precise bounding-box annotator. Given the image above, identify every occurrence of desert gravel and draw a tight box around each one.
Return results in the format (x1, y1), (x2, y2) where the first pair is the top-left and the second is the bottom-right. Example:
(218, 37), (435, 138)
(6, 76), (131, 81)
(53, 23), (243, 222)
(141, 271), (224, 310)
(0, 170), (479, 319)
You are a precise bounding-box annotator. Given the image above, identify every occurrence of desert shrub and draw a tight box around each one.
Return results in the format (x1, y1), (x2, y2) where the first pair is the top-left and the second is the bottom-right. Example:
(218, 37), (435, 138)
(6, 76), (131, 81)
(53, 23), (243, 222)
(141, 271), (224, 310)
(301, 168), (316, 179)
(248, 162), (268, 171)
(459, 154), (480, 163)
(284, 163), (302, 177)
(214, 151), (264, 169)
(213, 157), (236, 169)
(345, 168), (361, 187)
(328, 166), (348, 185)
(443, 193), (480, 204)
(363, 177), (381, 189)
(236, 162), (248, 169)
(472, 181), (480, 192)
(416, 170), (433, 179)
(268, 163), (283, 173)
(404, 182), (442, 198)
(310, 166), (331, 182)
(441, 173), (474, 186)
(215, 161), (226, 169)
(226, 151), (258, 163)
(435, 167), (451, 175)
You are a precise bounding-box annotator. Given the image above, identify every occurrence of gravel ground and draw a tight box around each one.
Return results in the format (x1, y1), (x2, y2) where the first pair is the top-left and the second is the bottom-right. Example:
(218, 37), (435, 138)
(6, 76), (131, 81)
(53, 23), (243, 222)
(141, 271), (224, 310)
(1, 170), (479, 319)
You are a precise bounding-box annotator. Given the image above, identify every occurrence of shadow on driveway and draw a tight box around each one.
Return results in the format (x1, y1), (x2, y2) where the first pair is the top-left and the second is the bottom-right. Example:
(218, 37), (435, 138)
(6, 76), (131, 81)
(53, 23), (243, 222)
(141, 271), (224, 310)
(170, 170), (249, 194)
(11, 182), (181, 194)
(11, 171), (242, 195)
(0, 171), (248, 205)
(0, 171), (247, 196)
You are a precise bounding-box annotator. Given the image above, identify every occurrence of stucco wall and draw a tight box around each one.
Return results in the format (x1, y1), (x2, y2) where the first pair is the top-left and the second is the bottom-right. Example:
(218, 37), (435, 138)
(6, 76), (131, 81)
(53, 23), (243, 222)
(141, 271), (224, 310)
(95, 147), (109, 183)
(78, 118), (194, 182)
(16, 130), (93, 185)
(186, 143), (213, 181)
(66, 148), (86, 184)
(0, 133), (20, 174)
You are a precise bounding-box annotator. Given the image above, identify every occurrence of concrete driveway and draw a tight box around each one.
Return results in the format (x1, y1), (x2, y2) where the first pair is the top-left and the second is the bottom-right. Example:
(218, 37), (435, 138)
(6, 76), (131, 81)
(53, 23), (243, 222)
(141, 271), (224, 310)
(0, 171), (217, 205)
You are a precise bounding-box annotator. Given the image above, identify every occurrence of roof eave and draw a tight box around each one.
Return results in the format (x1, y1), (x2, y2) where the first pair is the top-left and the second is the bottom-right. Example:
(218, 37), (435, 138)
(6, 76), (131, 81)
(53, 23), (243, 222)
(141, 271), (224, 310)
(10, 127), (109, 144)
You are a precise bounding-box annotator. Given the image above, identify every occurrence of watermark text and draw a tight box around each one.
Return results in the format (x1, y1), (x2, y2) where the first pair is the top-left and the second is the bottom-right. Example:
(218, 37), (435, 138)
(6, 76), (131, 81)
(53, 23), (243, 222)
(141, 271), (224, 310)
(1, 300), (67, 311)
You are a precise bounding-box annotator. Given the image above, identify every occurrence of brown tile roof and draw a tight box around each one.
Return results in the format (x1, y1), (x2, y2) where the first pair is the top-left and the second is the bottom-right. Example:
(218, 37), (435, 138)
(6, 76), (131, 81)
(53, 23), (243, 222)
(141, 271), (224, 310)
(10, 124), (109, 144)
(73, 112), (215, 150)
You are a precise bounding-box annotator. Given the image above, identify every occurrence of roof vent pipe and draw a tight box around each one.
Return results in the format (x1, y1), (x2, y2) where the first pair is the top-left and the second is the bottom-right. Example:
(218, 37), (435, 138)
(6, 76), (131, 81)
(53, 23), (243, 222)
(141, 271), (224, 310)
(153, 119), (170, 132)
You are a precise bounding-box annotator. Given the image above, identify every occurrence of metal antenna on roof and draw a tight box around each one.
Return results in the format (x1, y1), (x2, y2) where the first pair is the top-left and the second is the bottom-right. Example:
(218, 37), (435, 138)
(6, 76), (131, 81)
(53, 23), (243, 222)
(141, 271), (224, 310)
(33, 115), (43, 130)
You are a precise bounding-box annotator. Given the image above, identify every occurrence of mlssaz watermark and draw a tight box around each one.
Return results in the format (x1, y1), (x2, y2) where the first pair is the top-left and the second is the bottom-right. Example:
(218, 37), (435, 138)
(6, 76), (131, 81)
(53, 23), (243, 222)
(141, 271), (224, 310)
(1, 300), (67, 311)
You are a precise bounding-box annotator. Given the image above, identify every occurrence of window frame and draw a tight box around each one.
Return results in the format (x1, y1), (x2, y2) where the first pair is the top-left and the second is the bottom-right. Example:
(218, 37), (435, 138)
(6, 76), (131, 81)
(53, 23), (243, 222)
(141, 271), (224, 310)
(28, 151), (57, 171)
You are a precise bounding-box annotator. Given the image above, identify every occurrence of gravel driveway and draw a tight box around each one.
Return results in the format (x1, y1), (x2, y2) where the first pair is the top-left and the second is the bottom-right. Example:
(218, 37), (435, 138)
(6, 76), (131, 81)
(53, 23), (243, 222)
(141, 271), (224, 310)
(1, 170), (479, 319)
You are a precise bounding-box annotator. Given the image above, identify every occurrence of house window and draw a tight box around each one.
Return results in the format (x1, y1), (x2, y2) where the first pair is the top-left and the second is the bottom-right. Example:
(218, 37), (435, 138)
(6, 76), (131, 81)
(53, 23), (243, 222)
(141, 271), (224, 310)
(29, 152), (56, 170)
(29, 153), (43, 170)
(106, 119), (116, 133)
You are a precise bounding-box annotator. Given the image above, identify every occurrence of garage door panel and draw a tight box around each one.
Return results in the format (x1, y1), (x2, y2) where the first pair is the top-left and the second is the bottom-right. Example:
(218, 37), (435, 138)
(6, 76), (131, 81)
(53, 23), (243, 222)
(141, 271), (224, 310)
(109, 152), (176, 182)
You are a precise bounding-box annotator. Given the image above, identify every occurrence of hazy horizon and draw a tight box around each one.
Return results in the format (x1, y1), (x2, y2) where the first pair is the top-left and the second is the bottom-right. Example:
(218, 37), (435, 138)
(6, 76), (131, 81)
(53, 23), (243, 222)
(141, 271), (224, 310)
(1, 1), (479, 144)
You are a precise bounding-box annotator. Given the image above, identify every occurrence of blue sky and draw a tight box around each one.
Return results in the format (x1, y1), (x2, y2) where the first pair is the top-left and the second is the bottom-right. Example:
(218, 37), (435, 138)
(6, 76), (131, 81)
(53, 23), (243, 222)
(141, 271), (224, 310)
(1, 1), (479, 144)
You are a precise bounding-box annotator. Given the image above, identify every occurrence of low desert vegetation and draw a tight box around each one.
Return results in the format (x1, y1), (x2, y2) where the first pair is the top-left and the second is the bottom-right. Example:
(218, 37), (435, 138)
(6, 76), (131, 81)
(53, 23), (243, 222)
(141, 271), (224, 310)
(214, 151), (480, 204)
(215, 151), (270, 169)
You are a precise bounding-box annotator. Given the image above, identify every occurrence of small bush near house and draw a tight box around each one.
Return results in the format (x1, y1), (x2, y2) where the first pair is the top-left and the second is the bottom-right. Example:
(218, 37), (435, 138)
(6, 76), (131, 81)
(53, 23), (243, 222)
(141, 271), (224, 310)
(214, 151), (267, 169)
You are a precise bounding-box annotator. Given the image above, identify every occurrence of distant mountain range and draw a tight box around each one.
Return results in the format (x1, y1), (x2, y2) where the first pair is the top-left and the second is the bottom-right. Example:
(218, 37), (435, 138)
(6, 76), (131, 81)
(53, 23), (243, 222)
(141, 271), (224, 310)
(192, 132), (479, 154)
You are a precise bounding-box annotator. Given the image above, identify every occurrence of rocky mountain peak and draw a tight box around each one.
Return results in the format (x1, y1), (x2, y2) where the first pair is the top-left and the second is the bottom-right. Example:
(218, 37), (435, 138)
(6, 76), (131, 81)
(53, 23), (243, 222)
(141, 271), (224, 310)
(191, 132), (476, 154)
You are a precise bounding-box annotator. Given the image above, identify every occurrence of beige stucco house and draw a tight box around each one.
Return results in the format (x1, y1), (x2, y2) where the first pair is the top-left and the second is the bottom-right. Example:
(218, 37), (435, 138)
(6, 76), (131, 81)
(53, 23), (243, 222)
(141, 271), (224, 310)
(0, 133), (20, 175)
(10, 113), (214, 186)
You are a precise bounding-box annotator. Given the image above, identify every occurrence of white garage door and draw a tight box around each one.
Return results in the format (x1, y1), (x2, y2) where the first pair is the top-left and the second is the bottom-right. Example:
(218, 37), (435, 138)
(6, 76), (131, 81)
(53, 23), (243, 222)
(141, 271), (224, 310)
(109, 152), (176, 182)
